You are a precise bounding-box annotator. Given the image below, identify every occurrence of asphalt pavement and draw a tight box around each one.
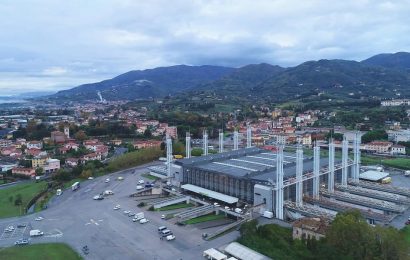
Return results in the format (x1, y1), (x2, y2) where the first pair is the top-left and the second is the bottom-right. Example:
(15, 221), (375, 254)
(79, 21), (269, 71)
(0, 161), (239, 260)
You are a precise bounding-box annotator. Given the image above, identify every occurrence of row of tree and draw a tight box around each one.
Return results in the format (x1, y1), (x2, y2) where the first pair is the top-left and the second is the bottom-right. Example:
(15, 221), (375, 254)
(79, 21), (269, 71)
(238, 210), (409, 260)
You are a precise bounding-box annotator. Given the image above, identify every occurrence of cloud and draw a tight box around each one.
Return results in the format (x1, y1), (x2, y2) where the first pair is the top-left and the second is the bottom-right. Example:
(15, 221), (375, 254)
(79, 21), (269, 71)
(42, 66), (68, 76)
(0, 0), (409, 95)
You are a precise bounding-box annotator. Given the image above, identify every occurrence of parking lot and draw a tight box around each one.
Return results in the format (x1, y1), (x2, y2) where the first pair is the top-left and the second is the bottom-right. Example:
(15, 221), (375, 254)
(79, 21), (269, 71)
(0, 222), (30, 241)
(0, 162), (239, 260)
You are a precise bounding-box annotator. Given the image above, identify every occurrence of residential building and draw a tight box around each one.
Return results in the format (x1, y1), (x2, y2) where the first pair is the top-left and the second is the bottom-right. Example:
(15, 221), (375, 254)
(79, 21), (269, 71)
(391, 144), (406, 155)
(133, 140), (162, 149)
(12, 167), (35, 177)
(0, 139), (12, 148)
(32, 155), (49, 168)
(364, 141), (393, 154)
(292, 217), (328, 240)
(166, 126), (178, 139)
(387, 129), (410, 143)
(50, 131), (66, 144)
(27, 141), (43, 149)
(66, 158), (79, 167)
(43, 158), (60, 174)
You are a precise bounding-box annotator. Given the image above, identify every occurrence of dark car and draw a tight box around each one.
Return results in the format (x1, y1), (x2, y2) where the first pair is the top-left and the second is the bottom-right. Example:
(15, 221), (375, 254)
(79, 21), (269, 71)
(17, 224), (27, 228)
(405, 220), (410, 225)
(82, 245), (89, 254)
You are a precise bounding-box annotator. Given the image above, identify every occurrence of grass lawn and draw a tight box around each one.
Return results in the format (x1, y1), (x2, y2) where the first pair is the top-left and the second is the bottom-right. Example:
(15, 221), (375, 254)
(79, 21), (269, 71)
(0, 182), (47, 218)
(382, 158), (410, 170)
(184, 213), (225, 225)
(0, 243), (82, 260)
(156, 203), (194, 211)
(402, 226), (410, 245)
(141, 173), (160, 180)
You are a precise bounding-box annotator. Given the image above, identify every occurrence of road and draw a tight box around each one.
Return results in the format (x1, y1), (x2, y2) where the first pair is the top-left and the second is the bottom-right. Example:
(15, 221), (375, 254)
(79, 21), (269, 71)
(0, 161), (239, 259)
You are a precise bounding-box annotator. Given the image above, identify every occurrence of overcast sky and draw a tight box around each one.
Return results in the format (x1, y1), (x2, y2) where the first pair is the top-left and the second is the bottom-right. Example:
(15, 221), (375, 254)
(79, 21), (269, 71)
(1, 0), (409, 95)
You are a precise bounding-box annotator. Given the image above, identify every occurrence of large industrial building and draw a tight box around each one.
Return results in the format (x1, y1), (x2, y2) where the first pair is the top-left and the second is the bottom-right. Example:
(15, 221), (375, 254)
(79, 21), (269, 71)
(152, 127), (410, 224)
(174, 147), (346, 205)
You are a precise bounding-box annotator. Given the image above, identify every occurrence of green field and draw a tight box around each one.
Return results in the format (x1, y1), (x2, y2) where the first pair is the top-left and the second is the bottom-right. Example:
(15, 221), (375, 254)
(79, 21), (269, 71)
(156, 203), (194, 211)
(382, 158), (410, 170)
(0, 182), (47, 218)
(141, 173), (160, 180)
(0, 243), (82, 260)
(184, 213), (225, 224)
(402, 226), (410, 245)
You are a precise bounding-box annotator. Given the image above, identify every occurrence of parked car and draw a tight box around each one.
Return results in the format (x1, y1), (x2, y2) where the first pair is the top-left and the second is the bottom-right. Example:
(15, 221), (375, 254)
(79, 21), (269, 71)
(123, 210), (130, 215)
(105, 178), (110, 183)
(138, 179), (145, 184)
(88, 177), (94, 180)
(161, 215), (166, 219)
(128, 212), (135, 217)
(34, 217), (44, 221)
(113, 204), (121, 210)
(17, 224), (26, 228)
(139, 218), (149, 224)
(166, 235), (176, 241)
(15, 239), (29, 245)
(93, 195), (104, 200)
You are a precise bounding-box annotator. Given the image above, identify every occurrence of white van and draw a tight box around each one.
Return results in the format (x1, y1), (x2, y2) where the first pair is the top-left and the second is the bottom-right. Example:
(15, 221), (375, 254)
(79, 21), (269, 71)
(158, 226), (167, 233)
(160, 229), (172, 237)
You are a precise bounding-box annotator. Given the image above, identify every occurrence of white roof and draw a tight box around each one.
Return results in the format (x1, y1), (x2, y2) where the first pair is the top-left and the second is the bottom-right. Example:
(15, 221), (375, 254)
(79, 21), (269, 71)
(181, 184), (238, 204)
(359, 170), (389, 181)
(203, 248), (227, 260)
(224, 242), (271, 260)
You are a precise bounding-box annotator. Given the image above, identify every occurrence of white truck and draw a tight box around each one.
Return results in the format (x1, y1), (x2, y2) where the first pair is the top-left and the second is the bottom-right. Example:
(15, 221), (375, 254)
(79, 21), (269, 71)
(56, 189), (62, 196)
(262, 211), (274, 219)
(71, 182), (80, 191)
(29, 229), (44, 237)
(132, 212), (145, 222)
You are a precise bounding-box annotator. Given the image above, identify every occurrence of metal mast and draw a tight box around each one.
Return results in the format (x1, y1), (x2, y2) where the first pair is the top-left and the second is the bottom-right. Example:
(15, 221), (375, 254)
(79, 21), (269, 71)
(246, 124), (252, 148)
(185, 132), (191, 159)
(275, 145), (284, 220)
(233, 130), (239, 150)
(341, 136), (348, 186)
(203, 130), (208, 156)
(219, 130), (224, 153)
(295, 144), (304, 207)
(166, 135), (172, 178)
(328, 139), (335, 193)
(313, 143), (320, 199)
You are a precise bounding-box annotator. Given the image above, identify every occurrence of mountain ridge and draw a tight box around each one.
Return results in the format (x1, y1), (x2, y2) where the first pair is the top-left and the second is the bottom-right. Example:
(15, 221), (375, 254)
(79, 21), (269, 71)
(46, 52), (410, 102)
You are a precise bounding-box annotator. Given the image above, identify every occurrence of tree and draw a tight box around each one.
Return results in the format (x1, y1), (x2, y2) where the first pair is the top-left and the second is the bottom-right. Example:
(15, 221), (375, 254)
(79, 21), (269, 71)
(191, 148), (203, 157)
(362, 130), (388, 143)
(14, 194), (22, 206)
(35, 167), (44, 176)
(80, 169), (93, 179)
(143, 128), (152, 138)
(74, 130), (88, 141)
